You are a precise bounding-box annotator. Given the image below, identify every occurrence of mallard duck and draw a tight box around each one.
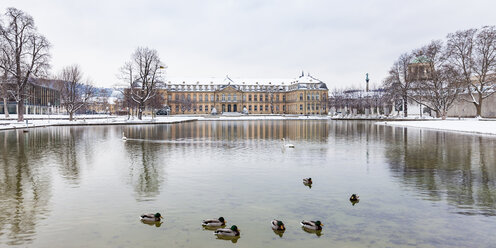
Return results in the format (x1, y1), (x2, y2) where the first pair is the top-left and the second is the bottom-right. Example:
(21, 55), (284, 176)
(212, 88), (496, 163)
(301, 220), (323, 230)
(282, 138), (295, 148)
(140, 213), (163, 222)
(350, 194), (360, 205)
(303, 178), (312, 185)
(202, 217), (226, 227)
(271, 220), (286, 231)
(214, 225), (240, 237)
(350, 194), (359, 201)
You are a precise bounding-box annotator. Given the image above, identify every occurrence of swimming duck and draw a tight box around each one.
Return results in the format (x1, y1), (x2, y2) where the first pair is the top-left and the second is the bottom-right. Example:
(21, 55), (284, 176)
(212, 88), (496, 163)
(350, 194), (359, 201)
(140, 213), (163, 222)
(303, 178), (312, 185)
(350, 194), (360, 205)
(202, 217), (226, 227)
(282, 138), (295, 148)
(122, 132), (127, 140)
(214, 225), (240, 237)
(271, 220), (286, 231)
(300, 220), (323, 230)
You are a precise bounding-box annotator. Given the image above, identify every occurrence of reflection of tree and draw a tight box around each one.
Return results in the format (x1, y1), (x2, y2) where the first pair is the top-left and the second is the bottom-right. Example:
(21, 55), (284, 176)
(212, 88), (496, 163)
(57, 131), (81, 184)
(125, 141), (164, 201)
(0, 131), (51, 246)
(385, 129), (496, 216)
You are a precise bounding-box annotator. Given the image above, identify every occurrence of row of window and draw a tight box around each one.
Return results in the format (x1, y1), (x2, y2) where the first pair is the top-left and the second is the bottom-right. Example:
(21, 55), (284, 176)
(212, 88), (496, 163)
(169, 92), (326, 103)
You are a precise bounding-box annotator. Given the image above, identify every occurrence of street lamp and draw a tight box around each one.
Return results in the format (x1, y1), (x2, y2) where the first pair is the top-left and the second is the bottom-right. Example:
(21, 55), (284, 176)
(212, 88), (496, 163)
(48, 102), (51, 123)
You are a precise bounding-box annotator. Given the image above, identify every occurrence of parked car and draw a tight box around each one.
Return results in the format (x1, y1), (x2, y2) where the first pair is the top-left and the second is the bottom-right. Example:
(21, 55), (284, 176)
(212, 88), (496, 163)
(156, 108), (169, 115)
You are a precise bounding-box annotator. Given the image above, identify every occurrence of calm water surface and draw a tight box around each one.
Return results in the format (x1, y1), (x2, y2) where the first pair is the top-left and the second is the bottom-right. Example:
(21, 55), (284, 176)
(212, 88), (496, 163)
(0, 120), (495, 247)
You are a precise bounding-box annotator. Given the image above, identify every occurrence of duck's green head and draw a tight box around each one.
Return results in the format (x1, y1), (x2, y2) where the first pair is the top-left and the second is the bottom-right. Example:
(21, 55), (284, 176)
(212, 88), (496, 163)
(230, 225), (239, 231)
(218, 217), (225, 223)
(154, 213), (163, 219)
(315, 221), (323, 226)
(277, 221), (285, 230)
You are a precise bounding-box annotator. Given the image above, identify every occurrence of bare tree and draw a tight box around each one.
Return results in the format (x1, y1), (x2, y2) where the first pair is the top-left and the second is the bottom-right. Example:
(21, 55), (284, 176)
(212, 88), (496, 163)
(0, 67), (10, 117)
(410, 41), (464, 119)
(178, 95), (193, 114)
(0, 8), (50, 122)
(59, 65), (94, 121)
(383, 53), (414, 117)
(119, 47), (165, 120)
(447, 26), (496, 117)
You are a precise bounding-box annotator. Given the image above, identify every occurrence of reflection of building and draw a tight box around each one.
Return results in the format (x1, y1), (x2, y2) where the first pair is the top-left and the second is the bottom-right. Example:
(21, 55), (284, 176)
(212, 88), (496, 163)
(0, 78), (61, 115)
(158, 73), (328, 115)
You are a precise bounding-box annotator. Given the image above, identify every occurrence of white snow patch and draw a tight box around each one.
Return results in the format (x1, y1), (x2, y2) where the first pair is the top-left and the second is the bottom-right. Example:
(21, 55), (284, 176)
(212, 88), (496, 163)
(376, 119), (496, 135)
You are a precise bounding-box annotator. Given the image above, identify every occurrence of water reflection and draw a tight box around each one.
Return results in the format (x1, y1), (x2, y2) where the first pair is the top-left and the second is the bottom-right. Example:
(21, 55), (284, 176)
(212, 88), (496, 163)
(0, 131), (51, 246)
(124, 139), (165, 201)
(124, 120), (330, 142)
(301, 227), (322, 237)
(384, 127), (496, 216)
(0, 120), (495, 247)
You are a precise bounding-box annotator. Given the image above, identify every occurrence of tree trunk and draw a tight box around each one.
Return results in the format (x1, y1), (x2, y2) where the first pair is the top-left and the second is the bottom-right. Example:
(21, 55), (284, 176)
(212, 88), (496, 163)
(402, 95), (408, 117)
(475, 95), (483, 117)
(69, 112), (74, 121)
(17, 99), (24, 122)
(138, 106), (143, 120)
(3, 98), (9, 118)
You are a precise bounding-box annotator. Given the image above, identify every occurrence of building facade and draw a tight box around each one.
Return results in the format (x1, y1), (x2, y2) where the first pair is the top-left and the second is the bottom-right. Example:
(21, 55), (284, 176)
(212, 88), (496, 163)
(158, 73), (328, 115)
(0, 79), (61, 115)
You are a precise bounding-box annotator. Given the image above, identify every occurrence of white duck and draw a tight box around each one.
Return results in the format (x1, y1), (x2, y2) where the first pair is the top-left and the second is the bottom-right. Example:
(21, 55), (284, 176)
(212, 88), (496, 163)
(122, 132), (127, 141)
(281, 138), (294, 148)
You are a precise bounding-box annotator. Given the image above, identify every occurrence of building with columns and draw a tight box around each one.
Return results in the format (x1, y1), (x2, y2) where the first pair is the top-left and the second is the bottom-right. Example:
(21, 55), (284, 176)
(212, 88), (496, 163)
(159, 73), (329, 115)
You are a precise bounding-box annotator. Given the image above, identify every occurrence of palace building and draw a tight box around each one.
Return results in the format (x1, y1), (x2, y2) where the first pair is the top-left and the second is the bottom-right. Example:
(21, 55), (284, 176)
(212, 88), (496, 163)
(159, 73), (329, 115)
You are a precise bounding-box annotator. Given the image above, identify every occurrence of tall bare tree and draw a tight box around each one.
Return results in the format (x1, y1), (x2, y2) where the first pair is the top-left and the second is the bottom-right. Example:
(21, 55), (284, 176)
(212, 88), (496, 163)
(59, 65), (94, 121)
(119, 47), (165, 120)
(384, 53), (414, 117)
(447, 26), (496, 117)
(0, 67), (10, 117)
(410, 41), (464, 119)
(0, 8), (50, 121)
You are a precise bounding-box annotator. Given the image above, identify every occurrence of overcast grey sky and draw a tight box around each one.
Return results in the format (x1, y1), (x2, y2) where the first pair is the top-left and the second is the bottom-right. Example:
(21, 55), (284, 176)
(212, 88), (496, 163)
(2, 0), (495, 88)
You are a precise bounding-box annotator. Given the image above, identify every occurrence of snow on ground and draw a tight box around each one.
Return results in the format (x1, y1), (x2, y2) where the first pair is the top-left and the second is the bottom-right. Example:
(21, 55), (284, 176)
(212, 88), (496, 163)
(0, 114), (330, 131)
(376, 118), (496, 135)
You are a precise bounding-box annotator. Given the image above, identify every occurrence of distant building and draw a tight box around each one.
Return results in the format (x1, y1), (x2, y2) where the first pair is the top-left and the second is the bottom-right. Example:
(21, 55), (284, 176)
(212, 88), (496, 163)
(158, 73), (329, 115)
(0, 78), (61, 115)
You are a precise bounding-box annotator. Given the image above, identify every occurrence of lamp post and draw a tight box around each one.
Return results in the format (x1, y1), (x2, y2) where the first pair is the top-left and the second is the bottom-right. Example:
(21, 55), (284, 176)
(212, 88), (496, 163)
(48, 102), (51, 123)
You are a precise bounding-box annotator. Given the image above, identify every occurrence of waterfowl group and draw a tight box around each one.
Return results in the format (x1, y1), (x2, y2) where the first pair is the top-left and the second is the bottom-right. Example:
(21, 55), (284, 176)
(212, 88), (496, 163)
(139, 180), (360, 239)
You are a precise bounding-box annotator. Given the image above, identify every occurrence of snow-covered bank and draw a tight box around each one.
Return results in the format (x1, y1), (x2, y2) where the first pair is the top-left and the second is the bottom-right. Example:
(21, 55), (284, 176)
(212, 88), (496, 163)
(0, 115), (199, 131)
(376, 119), (496, 135)
(0, 114), (330, 131)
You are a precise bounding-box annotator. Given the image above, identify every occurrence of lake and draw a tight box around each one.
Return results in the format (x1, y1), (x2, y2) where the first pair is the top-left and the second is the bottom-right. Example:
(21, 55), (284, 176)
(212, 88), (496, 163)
(0, 120), (495, 247)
